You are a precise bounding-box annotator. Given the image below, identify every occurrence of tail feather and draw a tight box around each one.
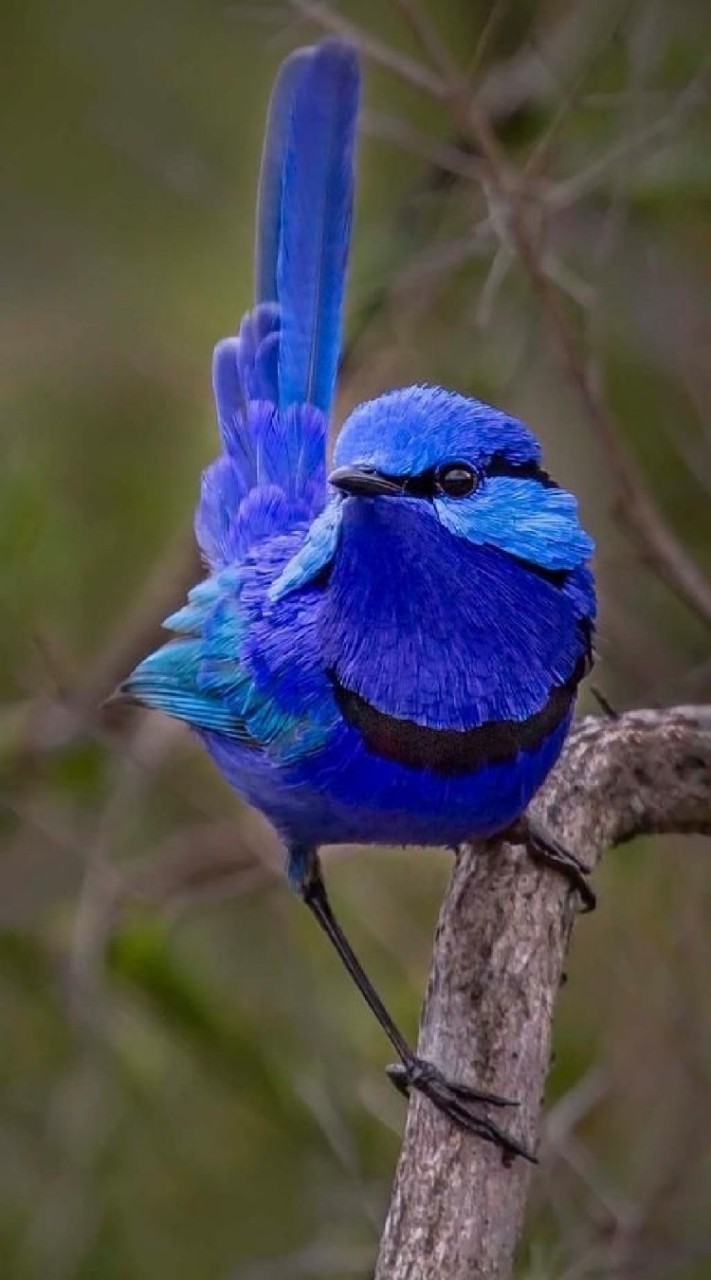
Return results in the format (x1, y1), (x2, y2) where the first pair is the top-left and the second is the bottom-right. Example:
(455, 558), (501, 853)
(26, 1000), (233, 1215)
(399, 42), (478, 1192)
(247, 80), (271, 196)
(200, 39), (359, 569)
(212, 303), (281, 443)
(255, 47), (311, 309)
(276, 40), (360, 415)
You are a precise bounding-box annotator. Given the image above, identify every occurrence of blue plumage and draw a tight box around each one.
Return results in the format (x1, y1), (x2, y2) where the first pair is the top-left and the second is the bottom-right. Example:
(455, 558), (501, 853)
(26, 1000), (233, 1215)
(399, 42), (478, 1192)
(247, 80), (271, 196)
(119, 39), (596, 1159)
(255, 48), (311, 309)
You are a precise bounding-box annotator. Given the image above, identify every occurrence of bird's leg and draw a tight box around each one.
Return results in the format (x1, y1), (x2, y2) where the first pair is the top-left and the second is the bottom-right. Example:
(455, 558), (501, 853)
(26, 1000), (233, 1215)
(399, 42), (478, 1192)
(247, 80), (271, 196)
(514, 815), (596, 913)
(292, 848), (535, 1163)
(590, 685), (618, 718)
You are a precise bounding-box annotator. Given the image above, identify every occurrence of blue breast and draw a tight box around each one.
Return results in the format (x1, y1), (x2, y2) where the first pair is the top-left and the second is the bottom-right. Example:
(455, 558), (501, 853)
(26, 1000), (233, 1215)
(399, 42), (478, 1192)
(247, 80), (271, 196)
(319, 496), (588, 728)
(202, 496), (589, 849)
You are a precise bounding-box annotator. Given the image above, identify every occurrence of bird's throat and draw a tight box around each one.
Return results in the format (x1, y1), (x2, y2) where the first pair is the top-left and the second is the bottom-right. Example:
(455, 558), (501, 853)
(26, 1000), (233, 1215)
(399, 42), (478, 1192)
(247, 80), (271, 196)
(318, 496), (584, 734)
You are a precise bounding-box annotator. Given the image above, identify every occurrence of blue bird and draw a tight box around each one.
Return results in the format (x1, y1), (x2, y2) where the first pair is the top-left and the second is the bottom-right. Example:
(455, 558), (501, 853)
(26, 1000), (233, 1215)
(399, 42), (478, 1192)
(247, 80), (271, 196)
(119, 39), (596, 1160)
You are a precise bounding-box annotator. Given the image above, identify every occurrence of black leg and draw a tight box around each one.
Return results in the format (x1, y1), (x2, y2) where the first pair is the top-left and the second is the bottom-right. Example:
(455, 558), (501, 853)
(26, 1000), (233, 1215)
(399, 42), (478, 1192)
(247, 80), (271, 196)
(295, 850), (535, 1163)
(590, 685), (618, 719)
(520, 816), (596, 913)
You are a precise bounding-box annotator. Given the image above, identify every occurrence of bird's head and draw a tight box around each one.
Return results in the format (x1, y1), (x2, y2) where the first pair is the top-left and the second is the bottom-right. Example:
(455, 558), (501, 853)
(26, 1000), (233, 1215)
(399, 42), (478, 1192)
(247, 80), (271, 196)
(270, 384), (594, 599)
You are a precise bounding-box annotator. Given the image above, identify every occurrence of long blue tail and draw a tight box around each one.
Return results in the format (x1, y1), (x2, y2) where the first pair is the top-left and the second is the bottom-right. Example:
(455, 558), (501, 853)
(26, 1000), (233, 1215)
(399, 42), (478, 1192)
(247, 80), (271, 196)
(201, 40), (360, 571)
(261, 39), (360, 416)
(121, 42), (362, 718)
(213, 40), (359, 429)
(254, 46), (312, 311)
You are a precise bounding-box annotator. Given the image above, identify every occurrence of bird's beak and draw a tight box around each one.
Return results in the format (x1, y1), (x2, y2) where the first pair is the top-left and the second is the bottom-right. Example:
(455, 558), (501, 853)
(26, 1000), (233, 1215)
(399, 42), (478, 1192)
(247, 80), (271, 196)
(328, 465), (403, 497)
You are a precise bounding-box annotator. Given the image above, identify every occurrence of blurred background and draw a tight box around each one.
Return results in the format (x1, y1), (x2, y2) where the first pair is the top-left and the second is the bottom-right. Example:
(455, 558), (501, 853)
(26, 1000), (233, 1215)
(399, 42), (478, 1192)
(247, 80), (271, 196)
(2, 1), (711, 1276)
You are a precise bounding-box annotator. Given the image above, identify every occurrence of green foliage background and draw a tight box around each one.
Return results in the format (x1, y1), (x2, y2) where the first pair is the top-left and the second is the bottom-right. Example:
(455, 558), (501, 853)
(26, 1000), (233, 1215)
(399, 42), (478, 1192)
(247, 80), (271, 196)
(2, 2), (711, 1276)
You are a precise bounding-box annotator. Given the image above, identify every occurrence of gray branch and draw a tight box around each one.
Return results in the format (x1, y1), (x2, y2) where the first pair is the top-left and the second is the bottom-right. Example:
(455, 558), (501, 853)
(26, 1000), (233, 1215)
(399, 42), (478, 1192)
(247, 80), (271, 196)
(375, 706), (711, 1280)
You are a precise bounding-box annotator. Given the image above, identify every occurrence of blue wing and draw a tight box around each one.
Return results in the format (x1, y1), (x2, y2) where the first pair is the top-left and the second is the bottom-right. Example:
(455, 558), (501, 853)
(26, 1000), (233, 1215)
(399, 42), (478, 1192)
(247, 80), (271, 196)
(197, 39), (360, 573)
(118, 575), (252, 738)
(119, 558), (339, 762)
(118, 640), (250, 739)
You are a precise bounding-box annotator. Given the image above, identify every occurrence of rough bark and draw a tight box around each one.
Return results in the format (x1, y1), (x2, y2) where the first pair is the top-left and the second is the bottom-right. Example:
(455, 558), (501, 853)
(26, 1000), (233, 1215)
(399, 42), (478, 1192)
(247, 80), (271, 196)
(375, 706), (711, 1280)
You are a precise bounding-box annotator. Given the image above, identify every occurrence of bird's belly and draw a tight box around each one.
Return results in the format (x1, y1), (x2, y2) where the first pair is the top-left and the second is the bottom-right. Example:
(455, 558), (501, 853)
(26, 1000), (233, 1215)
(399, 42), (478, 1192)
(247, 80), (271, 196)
(204, 711), (571, 849)
(299, 714), (571, 845)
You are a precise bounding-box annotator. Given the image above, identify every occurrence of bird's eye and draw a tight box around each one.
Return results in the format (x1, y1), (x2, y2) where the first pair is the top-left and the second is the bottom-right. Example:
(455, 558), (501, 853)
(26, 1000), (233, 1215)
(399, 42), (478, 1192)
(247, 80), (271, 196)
(435, 463), (478, 498)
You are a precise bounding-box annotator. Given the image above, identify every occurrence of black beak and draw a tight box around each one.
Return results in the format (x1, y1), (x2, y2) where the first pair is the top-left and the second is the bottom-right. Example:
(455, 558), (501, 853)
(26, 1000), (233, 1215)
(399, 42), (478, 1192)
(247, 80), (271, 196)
(328, 465), (403, 497)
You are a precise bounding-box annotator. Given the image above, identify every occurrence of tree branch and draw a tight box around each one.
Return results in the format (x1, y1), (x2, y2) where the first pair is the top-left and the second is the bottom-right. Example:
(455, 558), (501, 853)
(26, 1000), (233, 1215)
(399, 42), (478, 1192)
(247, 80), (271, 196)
(375, 706), (711, 1280)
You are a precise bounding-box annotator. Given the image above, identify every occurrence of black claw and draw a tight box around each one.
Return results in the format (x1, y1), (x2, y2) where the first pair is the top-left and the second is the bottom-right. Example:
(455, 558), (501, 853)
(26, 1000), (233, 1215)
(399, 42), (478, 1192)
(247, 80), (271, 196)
(524, 818), (596, 913)
(386, 1061), (515, 1109)
(386, 1063), (411, 1099)
(386, 1057), (535, 1164)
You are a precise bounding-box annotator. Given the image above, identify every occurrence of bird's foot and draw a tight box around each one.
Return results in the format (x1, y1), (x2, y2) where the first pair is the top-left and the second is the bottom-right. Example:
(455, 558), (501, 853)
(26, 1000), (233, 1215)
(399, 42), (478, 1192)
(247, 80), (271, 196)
(386, 1056), (535, 1164)
(521, 817), (596, 913)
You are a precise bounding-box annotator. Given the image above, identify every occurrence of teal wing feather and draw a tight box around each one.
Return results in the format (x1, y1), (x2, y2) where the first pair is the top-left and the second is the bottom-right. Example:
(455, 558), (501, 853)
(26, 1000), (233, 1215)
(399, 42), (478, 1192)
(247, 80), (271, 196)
(119, 639), (251, 740)
(118, 575), (254, 741)
(119, 566), (338, 763)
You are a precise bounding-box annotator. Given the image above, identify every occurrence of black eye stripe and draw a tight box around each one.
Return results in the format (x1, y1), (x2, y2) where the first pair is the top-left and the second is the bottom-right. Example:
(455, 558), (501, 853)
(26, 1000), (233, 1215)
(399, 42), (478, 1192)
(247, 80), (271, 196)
(399, 471), (436, 498)
(485, 455), (559, 488)
(379, 457), (557, 498)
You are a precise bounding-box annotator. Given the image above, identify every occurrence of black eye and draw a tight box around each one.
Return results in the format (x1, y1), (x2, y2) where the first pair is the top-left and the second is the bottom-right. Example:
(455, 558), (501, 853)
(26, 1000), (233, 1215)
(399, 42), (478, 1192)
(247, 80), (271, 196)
(435, 463), (478, 498)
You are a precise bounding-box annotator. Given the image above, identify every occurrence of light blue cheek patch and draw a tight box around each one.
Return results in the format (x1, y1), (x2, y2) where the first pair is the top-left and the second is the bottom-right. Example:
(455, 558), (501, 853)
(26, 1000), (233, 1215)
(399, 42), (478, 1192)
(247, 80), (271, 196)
(436, 477), (595, 570)
(269, 496), (343, 600)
